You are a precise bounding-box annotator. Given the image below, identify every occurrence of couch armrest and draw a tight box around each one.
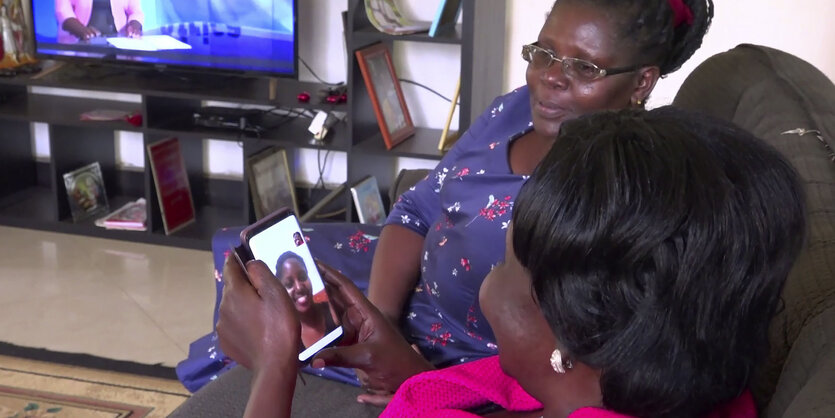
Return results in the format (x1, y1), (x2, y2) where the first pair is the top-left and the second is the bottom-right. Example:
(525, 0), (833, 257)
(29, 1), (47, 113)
(766, 306), (835, 418)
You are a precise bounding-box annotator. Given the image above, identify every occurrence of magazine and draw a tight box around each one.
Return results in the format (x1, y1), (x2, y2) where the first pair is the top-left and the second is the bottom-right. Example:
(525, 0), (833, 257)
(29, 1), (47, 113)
(95, 198), (147, 231)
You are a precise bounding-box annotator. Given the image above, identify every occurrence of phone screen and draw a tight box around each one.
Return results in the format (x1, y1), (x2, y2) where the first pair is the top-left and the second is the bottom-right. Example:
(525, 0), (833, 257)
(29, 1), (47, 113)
(247, 214), (343, 362)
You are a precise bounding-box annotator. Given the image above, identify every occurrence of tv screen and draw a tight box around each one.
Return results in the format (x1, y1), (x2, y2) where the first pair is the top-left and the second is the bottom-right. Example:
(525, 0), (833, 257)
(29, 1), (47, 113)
(31, 0), (297, 77)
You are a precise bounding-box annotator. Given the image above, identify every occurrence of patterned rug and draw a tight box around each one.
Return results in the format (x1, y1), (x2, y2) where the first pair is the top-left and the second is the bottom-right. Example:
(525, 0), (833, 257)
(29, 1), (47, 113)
(0, 355), (190, 417)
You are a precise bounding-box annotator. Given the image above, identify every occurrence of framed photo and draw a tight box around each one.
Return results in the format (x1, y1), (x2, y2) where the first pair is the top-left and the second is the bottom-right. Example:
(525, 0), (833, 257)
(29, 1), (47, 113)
(355, 43), (415, 150)
(246, 147), (299, 220)
(147, 137), (196, 235)
(62, 161), (109, 222)
(350, 176), (386, 225)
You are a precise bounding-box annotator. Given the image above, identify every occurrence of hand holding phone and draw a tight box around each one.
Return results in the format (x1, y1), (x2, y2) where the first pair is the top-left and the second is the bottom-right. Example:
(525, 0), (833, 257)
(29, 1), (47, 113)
(311, 262), (435, 399)
(239, 208), (343, 363)
(216, 252), (301, 373)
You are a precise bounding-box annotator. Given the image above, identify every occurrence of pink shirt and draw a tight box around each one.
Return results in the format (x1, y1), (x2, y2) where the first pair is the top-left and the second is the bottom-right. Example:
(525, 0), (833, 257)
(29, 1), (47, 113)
(55, 0), (144, 42)
(382, 356), (758, 418)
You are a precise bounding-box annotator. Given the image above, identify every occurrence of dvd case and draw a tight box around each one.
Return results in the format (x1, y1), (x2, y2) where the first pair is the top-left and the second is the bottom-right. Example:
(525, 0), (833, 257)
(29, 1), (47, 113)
(62, 162), (109, 222)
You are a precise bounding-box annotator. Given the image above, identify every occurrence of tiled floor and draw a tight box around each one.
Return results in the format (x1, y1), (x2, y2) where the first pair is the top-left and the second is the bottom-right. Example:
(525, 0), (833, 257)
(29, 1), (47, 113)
(0, 225), (216, 368)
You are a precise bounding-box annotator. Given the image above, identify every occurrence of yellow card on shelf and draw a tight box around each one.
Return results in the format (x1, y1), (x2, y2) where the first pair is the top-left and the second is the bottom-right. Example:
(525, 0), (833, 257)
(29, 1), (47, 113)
(438, 77), (462, 151)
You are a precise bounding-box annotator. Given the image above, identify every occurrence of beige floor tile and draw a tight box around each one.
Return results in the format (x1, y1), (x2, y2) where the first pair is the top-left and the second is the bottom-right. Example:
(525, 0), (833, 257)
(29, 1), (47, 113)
(0, 226), (216, 368)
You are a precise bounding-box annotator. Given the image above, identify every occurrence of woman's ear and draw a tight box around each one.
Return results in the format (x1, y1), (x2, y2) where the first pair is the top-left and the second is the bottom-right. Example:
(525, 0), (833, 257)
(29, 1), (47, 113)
(632, 66), (661, 106)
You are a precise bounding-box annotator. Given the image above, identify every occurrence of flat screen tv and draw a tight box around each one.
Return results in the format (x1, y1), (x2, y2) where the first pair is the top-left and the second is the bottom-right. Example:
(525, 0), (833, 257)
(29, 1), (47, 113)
(31, 0), (298, 77)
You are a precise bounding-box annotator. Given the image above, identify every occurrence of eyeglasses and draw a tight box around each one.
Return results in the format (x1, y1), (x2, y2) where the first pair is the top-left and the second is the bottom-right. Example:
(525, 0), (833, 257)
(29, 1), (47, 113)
(521, 43), (643, 82)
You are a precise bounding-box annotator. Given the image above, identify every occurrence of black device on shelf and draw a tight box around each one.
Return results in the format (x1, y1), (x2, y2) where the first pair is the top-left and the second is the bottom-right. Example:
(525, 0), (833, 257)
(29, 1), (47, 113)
(192, 107), (265, 132)
(30, 0), (299, 78)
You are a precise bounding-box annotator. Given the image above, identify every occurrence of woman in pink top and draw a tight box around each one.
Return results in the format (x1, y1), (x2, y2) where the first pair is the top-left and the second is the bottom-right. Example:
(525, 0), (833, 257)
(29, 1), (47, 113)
(55, 0), (143, 42)
(214, 107), (807, 417)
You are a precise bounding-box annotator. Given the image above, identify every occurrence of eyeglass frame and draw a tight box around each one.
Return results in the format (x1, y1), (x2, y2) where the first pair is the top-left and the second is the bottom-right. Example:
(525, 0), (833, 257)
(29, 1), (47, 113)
(521, 42), (646, 81)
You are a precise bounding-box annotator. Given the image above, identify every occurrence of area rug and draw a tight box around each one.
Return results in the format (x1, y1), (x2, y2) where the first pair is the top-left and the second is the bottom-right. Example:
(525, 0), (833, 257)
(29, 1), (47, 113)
(0, 354), (190, 417)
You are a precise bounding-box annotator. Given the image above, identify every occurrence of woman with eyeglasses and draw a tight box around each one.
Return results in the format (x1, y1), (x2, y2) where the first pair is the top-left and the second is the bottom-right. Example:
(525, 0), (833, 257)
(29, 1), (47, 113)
(355, 0), (714, 404)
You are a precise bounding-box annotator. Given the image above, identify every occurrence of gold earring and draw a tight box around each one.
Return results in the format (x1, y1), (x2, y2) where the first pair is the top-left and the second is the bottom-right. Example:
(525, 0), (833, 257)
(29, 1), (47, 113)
(550, 348), (573, 373)
(636, 99), (644, 106)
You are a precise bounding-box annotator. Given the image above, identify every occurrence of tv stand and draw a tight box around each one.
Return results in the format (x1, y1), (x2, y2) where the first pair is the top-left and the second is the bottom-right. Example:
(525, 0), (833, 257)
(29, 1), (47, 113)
(0, 0), (506, 250)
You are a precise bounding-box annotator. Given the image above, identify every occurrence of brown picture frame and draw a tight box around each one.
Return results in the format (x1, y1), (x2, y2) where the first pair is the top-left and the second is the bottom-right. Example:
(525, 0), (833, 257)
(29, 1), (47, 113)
(355, 43), (415, 150)
(246, 147), (299, 220)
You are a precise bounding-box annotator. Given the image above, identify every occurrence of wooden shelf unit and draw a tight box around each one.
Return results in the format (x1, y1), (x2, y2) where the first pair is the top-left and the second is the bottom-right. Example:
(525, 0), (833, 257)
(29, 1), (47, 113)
(0, 0), (506, 249)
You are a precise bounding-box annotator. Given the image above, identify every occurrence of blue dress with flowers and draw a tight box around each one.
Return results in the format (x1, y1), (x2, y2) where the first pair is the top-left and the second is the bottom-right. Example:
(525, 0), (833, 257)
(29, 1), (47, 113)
(175, 86), (534, 391)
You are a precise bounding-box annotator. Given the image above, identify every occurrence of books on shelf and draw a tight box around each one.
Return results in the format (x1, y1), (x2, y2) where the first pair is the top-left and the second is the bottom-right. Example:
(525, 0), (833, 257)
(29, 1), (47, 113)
(147, 137), (196, 235)
(438, 77), (461, 151)
(350, 176), (386, 225)
(95, 198), (147, 231)
(429, 0), (463, 37)
(62, 161), (109, 222)
(364, 0), (431, 35)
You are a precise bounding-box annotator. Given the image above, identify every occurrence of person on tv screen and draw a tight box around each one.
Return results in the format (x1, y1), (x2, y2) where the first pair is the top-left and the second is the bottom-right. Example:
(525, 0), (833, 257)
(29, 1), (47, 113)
(275, 251), (338, 349)
(55, 0), (144, 42)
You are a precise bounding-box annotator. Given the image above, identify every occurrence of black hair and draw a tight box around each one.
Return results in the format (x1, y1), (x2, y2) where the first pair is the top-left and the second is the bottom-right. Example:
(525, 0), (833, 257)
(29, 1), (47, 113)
(551, 0), (714, 75)
(275, 251), (306, 278)
(512, 107), (806, 417)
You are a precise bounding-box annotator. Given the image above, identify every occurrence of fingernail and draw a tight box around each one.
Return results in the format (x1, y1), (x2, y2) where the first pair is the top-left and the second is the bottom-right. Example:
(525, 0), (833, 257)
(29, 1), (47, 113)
(356, 397), (365, 404)
(311, 359), (324, 369)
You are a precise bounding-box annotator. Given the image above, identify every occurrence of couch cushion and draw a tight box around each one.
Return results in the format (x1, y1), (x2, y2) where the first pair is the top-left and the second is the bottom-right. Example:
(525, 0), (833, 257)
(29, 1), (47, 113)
(389, 168), (430, 209)
(674, 44), (835, 408)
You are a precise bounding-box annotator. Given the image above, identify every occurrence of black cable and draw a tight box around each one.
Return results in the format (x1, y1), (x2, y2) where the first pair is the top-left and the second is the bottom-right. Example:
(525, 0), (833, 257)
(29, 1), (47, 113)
(301, 59), (458, 106)
(299, 57), (344, 86)
(315, 147), (332, 190)
(399, 78), (460, 105)
(261, 107), (309, 131)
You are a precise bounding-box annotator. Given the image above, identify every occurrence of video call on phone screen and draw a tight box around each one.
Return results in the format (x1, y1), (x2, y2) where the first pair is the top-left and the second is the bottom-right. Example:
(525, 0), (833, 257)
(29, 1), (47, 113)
(247, 215), (342, 362)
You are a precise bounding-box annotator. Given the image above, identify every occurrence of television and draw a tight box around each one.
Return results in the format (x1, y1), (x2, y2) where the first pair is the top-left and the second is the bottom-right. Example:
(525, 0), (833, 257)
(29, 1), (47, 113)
(31, 0), (298, 77)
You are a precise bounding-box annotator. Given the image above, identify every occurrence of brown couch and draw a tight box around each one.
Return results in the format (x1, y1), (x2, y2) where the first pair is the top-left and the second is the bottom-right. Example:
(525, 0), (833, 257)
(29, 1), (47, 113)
(673, 44), (835, 418)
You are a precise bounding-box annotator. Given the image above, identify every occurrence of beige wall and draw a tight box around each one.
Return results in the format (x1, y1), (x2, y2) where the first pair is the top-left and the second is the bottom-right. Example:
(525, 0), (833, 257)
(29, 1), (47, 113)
(503, 0), (835, 108)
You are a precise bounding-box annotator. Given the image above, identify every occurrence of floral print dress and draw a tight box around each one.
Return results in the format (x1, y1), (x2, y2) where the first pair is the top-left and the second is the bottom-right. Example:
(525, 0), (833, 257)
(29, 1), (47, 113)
(388, 86), (533, 367)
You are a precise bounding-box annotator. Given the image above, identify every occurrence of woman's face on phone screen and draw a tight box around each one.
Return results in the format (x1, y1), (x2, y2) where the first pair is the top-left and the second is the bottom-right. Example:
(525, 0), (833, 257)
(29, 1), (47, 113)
(279, 258), (314, 313)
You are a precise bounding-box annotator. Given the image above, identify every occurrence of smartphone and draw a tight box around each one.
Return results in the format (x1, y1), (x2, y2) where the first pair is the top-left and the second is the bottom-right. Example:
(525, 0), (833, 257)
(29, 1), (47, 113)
(239, 208), (343, 363)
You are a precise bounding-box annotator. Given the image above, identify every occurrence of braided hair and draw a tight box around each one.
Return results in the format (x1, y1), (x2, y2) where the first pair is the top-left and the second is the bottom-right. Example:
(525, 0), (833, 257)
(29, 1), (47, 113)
(551, 0), (714, 75)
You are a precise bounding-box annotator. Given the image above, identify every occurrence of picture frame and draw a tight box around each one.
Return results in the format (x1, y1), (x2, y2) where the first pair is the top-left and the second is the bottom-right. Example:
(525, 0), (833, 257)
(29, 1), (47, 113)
(355, 43), (416, 150)
(246, 147), (299, 220)
(350, 176), (386, 225)
(147, 137), (196, 235)
(62, 161), (109, 222)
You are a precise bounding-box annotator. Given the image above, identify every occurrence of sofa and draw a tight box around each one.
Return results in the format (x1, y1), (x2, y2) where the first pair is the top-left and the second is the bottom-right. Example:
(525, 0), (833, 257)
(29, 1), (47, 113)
(673, 44), (835, 417)
(173, 44), (834, 417)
